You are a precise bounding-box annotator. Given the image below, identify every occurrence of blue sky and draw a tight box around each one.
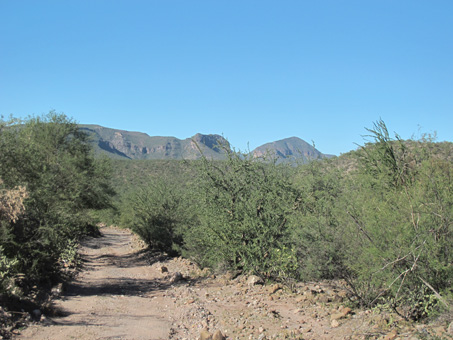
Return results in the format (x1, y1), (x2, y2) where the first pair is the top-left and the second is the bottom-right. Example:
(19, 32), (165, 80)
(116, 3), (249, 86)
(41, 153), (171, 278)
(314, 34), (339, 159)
(1, 1), (452, 155)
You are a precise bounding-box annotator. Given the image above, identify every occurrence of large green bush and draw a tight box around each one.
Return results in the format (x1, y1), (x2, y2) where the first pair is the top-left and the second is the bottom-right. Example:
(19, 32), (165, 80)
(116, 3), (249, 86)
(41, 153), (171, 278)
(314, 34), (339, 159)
(181, 150), (301, 280)
(337, 121), (452, 317)
(0, 112), (114, 292)
(291, 159), (346, 281)
(120, 179), (193, 254)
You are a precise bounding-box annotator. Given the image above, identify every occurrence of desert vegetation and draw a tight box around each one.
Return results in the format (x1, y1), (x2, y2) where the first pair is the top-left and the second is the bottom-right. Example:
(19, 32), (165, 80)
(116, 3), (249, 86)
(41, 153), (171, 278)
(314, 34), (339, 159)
(0, 113), (451, 327)
(0, 112), (114, 297)
(114, 119), (452, 321)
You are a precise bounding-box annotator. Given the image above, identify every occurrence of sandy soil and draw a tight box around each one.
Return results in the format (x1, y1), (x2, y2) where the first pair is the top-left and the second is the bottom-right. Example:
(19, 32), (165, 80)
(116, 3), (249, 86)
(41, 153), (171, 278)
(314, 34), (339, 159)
(15, 228), (172, 340)
(14, 227), (452, 340)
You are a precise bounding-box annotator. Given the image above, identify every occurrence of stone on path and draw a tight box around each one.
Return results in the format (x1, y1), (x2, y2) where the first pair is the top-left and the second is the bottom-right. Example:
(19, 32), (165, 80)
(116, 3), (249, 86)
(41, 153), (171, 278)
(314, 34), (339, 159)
(247, 275), (264, 286)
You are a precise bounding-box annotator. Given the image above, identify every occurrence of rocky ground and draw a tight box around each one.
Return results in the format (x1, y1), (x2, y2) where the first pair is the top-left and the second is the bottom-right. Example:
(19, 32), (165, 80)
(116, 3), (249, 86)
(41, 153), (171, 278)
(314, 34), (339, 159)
(7, 227), (453, 340)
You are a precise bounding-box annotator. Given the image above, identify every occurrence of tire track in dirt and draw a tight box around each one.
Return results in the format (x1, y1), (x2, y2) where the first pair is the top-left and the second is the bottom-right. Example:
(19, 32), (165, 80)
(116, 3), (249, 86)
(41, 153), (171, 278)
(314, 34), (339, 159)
(15, 227), (174, 340)
(14, 227), (450, 340)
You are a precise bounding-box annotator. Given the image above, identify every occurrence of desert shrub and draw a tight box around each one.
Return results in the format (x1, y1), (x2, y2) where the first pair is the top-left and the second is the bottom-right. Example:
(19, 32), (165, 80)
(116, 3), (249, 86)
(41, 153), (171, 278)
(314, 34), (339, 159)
(182, 149), (301, 280)
(0, 180), (28, 224)
(120, 178), (194, 254)
(0, 112), (114, 290)
(337, 120), (452, 317)
(291, 159), (347, 280)
(0, 180), (27, 294)
(0, 247), (19, 295)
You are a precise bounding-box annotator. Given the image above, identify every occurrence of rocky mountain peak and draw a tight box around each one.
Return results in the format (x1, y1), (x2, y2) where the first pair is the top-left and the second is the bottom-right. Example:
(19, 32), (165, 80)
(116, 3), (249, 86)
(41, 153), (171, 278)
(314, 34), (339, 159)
(191, 134), (229, 152)
(79, 124), (332, 163)
(252, 137), (327, 163)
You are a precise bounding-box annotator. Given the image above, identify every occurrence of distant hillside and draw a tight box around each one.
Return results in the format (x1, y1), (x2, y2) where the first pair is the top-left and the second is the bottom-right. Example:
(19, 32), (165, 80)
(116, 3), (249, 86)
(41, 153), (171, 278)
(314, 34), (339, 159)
(79, 125), (230, 160)
(78, 125), (333, 163)
(252, 137), (333, 164)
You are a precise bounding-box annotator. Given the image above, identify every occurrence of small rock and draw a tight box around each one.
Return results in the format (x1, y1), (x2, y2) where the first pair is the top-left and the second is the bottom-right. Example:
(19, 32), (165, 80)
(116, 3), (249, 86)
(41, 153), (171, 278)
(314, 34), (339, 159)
(212, 330), (225, 340)
(224, 270), (240, 281)
(199, 328), (212, 340)
(341, 307), (352, 315)
(331, 307), (352, 321)
(160, 266), (168, 273)
(169, 272), (183, 283)
(331, 319), (340, 328)
(448, 321), (453, 334)
(247, 275), (264, 286)
(268, 283), (282, 294)
(331, 312), (344, 321)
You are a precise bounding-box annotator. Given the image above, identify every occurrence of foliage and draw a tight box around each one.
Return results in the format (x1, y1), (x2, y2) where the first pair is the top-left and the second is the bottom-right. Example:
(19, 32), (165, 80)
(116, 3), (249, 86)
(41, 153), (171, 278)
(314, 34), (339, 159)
(291, 159), (346, 280)
(0, 180), (27, 294)
(108, 119), (452, 320)
(0, 112), (114, 292)
(337, 120), (452, 318)
(182, 149), (301, 280)
(0, 246), (19, 295)
(109, 159), (196, 199)
(120, 178), (194, 254)
(1, 110), (450, 322)
(0, 180), (28, 224)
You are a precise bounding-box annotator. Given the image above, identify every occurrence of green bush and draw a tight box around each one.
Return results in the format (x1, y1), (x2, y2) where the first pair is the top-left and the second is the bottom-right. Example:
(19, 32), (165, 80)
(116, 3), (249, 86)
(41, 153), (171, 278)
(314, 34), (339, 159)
(0, 246), (18, 294)
(120, 179), (193, 254)
(0, 112), (114, 290)
(291, 159), (346, 281)
(182, 149), (301, 280)
(337, 121), (453, 317)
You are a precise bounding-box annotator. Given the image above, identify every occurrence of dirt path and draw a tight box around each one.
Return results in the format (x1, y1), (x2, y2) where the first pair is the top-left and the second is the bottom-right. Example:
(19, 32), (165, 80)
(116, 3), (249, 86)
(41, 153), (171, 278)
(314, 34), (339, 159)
(14, 227), (451, 340)
(16, 227), (173, 340)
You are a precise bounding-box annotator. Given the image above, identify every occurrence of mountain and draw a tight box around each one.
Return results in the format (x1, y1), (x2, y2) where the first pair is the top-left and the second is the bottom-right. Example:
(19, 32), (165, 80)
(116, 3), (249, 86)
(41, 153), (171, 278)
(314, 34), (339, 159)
(79, 125), (230, 160)
(79, 125), (333, 163)
(251, 137), (333, 163)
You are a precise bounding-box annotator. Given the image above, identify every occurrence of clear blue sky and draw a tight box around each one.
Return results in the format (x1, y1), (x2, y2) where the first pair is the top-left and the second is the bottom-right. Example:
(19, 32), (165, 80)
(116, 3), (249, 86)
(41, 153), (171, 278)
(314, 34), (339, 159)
(1, 1), (452, 155)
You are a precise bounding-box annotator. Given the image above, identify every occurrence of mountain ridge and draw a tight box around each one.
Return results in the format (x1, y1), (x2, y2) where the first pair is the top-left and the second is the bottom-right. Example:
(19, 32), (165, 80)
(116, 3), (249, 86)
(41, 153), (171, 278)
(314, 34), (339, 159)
(79, 124), (332, 163)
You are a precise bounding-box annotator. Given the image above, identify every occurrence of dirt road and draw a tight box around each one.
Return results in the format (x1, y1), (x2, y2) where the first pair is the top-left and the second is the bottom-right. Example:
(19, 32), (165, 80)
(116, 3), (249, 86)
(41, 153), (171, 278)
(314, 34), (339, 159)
(16, 227), (174, 340)
(15, 227), (451, 340)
